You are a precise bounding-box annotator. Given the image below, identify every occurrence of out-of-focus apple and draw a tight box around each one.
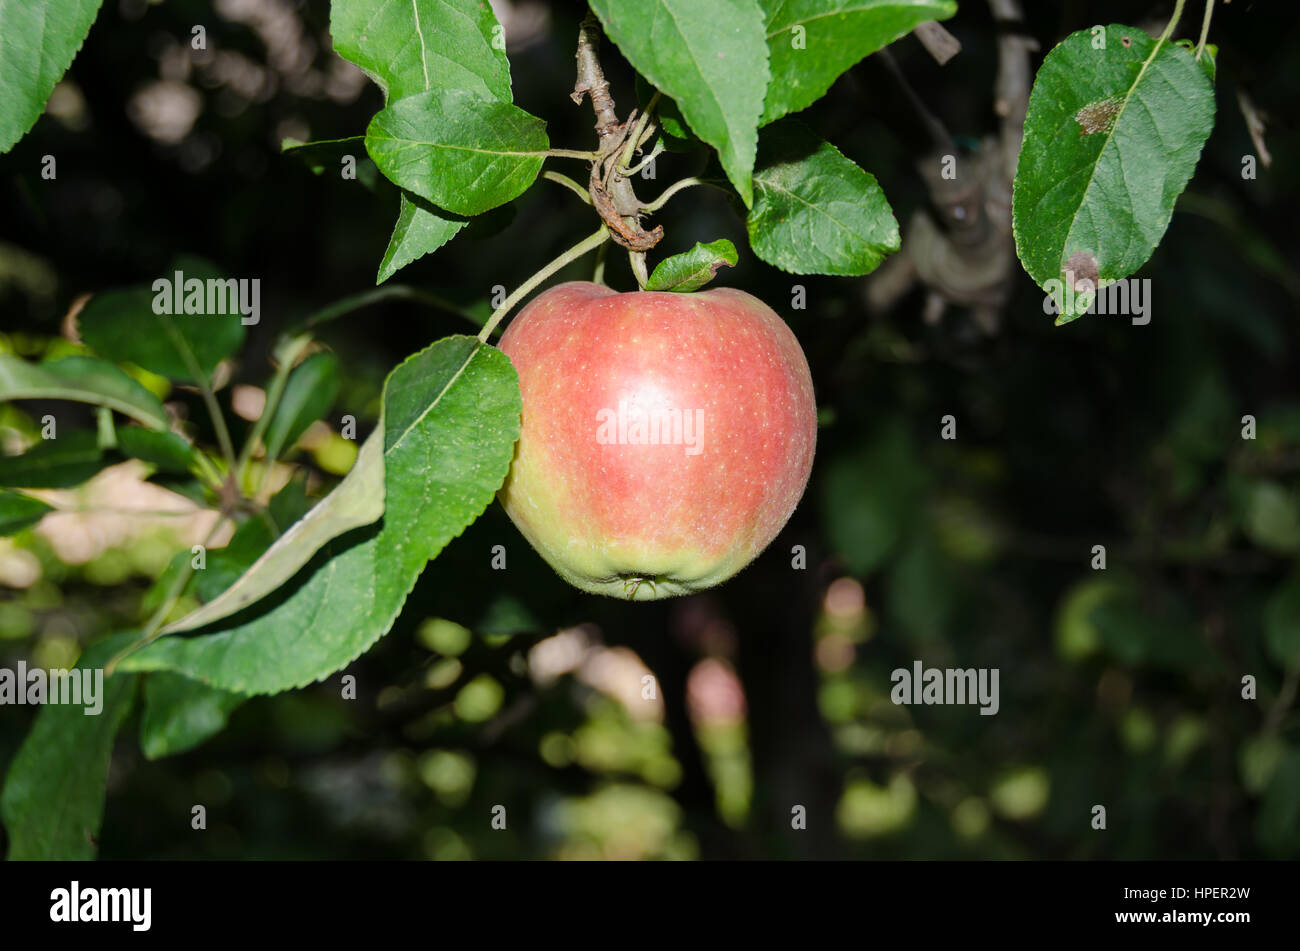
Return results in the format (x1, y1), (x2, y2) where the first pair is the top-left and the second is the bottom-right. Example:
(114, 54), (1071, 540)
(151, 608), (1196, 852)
(496, 281), (816, 600)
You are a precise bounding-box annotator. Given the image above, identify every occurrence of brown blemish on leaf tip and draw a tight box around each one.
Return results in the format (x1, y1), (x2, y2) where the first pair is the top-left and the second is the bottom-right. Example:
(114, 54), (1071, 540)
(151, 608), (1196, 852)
(1064, 251), (1100, 293)
(1075, 96), (1121, 135)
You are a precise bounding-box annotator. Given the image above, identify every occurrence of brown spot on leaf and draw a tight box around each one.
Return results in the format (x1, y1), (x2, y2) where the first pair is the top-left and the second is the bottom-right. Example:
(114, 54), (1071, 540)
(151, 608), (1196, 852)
(1064, 251), (1100, 293)
(1075, 97), (1121, 135)
(1121, 36), (1132, 48)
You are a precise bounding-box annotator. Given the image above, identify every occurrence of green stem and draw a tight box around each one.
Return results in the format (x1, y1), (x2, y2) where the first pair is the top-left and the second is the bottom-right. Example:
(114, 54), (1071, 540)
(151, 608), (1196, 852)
(157, 318), (238, 470)
(593, 240), (608, 285)
(619, 91), (660, 172)
(543, 170), (592, 205)
(621, 140), (664, 177)
(191, 448), (225, 491)
(1155, 0), (1188, 48)
(629, 250), (648, 289)
(1195, 0), (1215, 60)
(302, 285), (479, 331)
(641, 176), (725, 214)
(236, 332), (312, 492)
(477, 227), (611, 342)
(546, 148), (602, 161)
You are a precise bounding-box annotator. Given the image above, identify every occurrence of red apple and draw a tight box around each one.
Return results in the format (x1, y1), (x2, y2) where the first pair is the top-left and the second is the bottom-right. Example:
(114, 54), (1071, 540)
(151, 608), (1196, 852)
(496, 280), (816, 600)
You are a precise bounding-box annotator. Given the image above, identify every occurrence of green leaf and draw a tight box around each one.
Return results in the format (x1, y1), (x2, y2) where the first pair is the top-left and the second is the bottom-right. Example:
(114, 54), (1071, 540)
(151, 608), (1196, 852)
(591, 0), (769, 207)
(122, 336), (521, 694)
(158, 425), (385, 636)
(263, 351), (341, 463)
(747, 120), (899, 275)
(330, 0), (511, 104)
(1257, 749), (1300, 858)
(646, 240), (739, 292)
(758, 0), (957, 125)
(378, 192), (468, 284)
(0, 353), (169, 429)
(1, 633), (138, 860)
(366, 88), (548, 217)
(78, 284), (247, 383)
(116, 426), (196, 474)
(0, 489), (52, 535)
(329, 2), (512, 282)
(282, 136), (380, 190)
(1242, 480), (1300, 554)
(1264, 576), (1300, 670)
(139, 672), (246, 760)
(821, 421), (924, 575)
(0, 0), (103, 153)
(0, 430), (103, 488)
(1012, 24), (1216, 325)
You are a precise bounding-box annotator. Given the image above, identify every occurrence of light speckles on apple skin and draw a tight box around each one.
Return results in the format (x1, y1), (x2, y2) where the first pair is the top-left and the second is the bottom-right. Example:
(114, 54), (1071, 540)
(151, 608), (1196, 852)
(495, 281), (817, 600)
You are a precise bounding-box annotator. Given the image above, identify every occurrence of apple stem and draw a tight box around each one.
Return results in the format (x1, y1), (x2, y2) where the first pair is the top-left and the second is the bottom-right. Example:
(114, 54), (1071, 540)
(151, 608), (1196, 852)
(593, 240), (608, 285)
(629, 250), (649, 290)
(477, 226), (612, 342)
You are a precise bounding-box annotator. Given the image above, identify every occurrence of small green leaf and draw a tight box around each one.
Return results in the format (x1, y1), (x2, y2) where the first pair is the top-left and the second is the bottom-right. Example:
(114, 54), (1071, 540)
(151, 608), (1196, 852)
(0, 430), (104, 488)
(1264, 576), (1300, 670)
(116, 427), (196, 474)
(282, 137), (380, 190)
(378, 192), (468, 284)
(0, 0), (103, 153)
(122, 336), (521, 694)
(0, 489), (52, 535)
(330, 0), (511, 105)
(1, 633), (139, 860)
(758, 0), (957, 125)
(748, 120), (899, 275)
(263, 351), (341, 463)
(646, 240), (739, 292)
(140, 672), (246, 760)
(0, 353), (169, 429)
(78, 282), (246, 384)
(366, 88), (548, 217)
(591, 0), (769, 207)
(1013, 24), (1215, 324)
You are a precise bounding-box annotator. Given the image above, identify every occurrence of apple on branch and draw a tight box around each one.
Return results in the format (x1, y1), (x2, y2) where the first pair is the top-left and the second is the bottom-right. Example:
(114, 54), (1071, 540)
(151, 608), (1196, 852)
(496, 281), (817, 600)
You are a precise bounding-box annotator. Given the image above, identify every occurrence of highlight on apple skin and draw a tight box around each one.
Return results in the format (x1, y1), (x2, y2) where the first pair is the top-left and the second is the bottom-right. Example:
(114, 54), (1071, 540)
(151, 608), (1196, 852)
(496, 280), (817, 600)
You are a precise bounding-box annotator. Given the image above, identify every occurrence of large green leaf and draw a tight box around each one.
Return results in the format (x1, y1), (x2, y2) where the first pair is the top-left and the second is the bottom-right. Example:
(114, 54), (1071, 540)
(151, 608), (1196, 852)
(0, 489), (52, 535)
(646, 239), (738, 292)
(0, 633), (138, 860)
(747, 120), (899, 275)
(139, 672), (246, 760)
(157, 424), (385, 636)
(758, 0), (957, 125)
(78, 284), (246, 383)
(591, 0), (769, 208)
(0, 430), (104, 488)
(121, 336), (521, 694)
(263, 350), (341, 463)
(0, 0), (103, 153)
(366, 88), (547, 217)
(1012, 24), (1216, 324)
(0, 353), (169, 429)
(330, 0), (511, 104)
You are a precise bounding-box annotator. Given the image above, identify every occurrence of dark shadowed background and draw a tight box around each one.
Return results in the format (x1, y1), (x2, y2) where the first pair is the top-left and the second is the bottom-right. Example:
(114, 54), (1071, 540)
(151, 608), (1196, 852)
(1, 0), (1298, 859)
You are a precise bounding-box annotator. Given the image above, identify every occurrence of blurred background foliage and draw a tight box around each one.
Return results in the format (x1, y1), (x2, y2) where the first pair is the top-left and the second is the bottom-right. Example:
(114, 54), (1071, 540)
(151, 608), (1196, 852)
(1, 0), (1298, 859)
